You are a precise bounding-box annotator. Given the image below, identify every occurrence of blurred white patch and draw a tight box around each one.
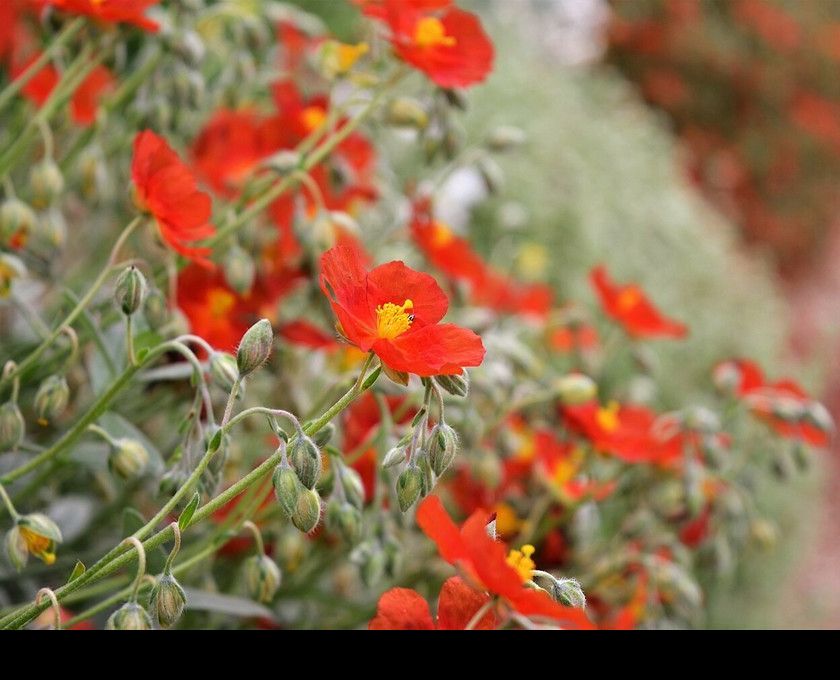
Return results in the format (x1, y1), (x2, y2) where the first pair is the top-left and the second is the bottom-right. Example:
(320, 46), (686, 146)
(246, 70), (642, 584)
(435, 167), (488, 230)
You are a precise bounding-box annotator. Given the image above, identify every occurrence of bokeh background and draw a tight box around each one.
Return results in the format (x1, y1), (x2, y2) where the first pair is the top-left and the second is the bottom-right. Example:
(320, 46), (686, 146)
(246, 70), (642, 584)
(294, 0), (840, 628)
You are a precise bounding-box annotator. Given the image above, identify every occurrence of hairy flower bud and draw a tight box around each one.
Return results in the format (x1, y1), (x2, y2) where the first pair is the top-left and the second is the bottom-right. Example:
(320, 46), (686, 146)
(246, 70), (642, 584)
(143, 288), (169, 330)
(114, 266), (147, 316)
(326, 498), (362, 543)
(428, 423), (459, 476)
(0, 198), (37, 248)
(30, 159), (64, 208)
(554, 373), (597, 406)
(109, 437), (150, 480)
(382, 445), (407, 469)
(0, 253), (26, 298)
(485, 125), (527, 152)
(273, 464), (302, 518)
(397, 467), (423, 512)
(106, 602), (153, 630)
(223, 244), (255, 295)
(244, 554), (282, 604)
(549, 577), (586, 608)
(33, 375), (70, 425)
(291, 488), (322, 533)
(385, 97), (428, 130)
(0, 401), (25, 451)
(434, 371), (469, 398)
(151, 573), (187, 628)
(289, 436), (321, 489)
(236, 318), (273, 377)
(340, 466), (365, 510)
(311, 422), (335, 449)
(352, 542), (386, 588)
(209, 352), (239, 393)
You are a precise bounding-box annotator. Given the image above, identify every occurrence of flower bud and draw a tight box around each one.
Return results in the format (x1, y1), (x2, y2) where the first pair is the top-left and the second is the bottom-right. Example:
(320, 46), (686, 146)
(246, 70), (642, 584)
(311, 422), (335, 448)
(14, 513), (62, 567)
(106, 602), (153, 630)
(30, 159), (65, 208)
(114, 266), (147, 316)
(0, 253), (26, 297)
(352, 542), (386, 588)
(549, 577), (586, 608)
(171, 29), (206, 67)
(143, 288), (169, 330)
(554, 373), (597, 406)
(209, 352), (239, 393)
(33, 374), (70, 426)
(291, 488), (322, 533)
(382, 445), (407, 469)
(478, 157), (504, 195)
(31, 207), (67, 251)
(236, 318), (273, 377)
(0, 197), (37, 248)
(265, 150), (302, 175)
(434, 371), (469, 398)
(318, 40), (369, 79)
(223, 244), (255, 295)
(428, 423), (458, 476)
(396, 466), (423, 512)
(289, 436), (321, 489)
(0, 401), (25, 451)
(244, 554), (282, 604)
(485, 125), (526, 152)
(4, 526), (28, 571)
(151, 573), (187, 628)
(750, 518), (778, 550)
(326, 499), (362, 543)
(78, 145), (108, 201)
(385, 97), (428, 130)
(109, 437), (150, 480)
(340, 466), (365, 509)
(683, 406), (721, 433)
(273, 464), (302, 518)
(803, 401), (834, 434)
(712, 360), (742, 395)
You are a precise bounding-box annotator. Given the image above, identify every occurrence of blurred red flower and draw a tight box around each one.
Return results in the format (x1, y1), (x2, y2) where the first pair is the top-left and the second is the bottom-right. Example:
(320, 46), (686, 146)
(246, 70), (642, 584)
(590, 265), (687, 339)
(132, 130), (215, 266)
(319, 245), (485, 376)
(49, 0), (160, 31)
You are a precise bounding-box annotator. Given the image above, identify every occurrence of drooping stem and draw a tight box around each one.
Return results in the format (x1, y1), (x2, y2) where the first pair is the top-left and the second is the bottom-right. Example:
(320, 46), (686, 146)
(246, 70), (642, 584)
(242, 520), (265, 555)
(121, 537), (146, 603)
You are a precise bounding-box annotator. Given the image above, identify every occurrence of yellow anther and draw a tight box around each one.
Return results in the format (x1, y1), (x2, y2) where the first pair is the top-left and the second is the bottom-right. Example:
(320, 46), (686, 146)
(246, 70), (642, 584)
(20, 527), (56, 565)
(376, 299), (414, 340)
(414, 17), (456, 48)
(208, 288), (236, 318)
(596, 400), (621, 433)
(506, 544), (537, 582)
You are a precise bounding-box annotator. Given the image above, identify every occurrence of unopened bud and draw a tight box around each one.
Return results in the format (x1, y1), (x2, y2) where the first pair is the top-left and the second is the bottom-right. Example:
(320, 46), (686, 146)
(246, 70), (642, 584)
(803, 401), (834, 434)
(209, 352), (239, 393)
(236, 319), (272, 377)
(265, 150), (302, 175)
(171, 29), (206, 67)
(326, 499), (362, 543)
(340, 466), (365, 509)
(0, 253), (26, 297)
(478, 157), (504, 195)
(434, 371), (469, 398)
(428, 423), (458, 476)
(114, 266), (147, 316)
(273, 464), (302, 518)
(555, 373), (597, 406)
(485, 125), (526, 152)
(33, 375), (69, 425)
(311, 423), (335, 448)
(352, 542), (386, 587)
(712, 360), (742, 396)
(31, 207), (67, 251)
(106, 602), (153, 630)
(289, 436), (321, 489)
(385, 97), (428, 129)
(244, 554), (282, 604)
(549, 577), (586, 609)
(750, 518), (778, 550)
(30, 159), (65, 208)
(0, 401), (25, 451)
(223, 244), (255, 295)
(151, 573), (187, 628)
(396, 466), (423, 512)
(291, 488), (321, 533)
(1, 198), (37, 248)
(109, 437), (150, 480)
(382, 445), (407, 469)
(143, 288), (169, 330)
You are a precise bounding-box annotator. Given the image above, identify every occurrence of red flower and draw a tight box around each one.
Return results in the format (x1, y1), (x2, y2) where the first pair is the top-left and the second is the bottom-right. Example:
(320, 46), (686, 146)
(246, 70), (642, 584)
(319, 245), (485, 377)
(534, 430), (616, 504)
(355, 0), (451, 20)
(590, 265), (687, 339)
(415, 496), (594, 629)
(373, 1), (494, 89)
(369, 576), (496, 630)
(131, 130), (215, 265)
(279, 320), (340, 351)
(49, 0), (160, 31)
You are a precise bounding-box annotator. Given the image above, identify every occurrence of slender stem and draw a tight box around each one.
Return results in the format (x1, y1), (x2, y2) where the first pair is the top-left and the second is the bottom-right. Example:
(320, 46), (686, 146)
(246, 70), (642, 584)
(0, 217), (141, 393)
(0, 484), (19, 520)
(87, 424), (118, 448)
(125, 315), (136, 367)
(163, 522), (181, 574)
(242, 520), (265, 555)
(35, 588), (61, 631)
(0, 17), (86, 115)
(121, 537), (146, 603)
(354, 353), (375, 393)
(220, 378), (241, 427)
(464, 598), (496, 630)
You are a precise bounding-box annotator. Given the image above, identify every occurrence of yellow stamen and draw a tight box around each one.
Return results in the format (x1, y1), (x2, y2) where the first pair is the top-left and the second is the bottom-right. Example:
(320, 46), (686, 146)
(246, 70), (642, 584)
(506, 544), (536, 582)
(301, 105), (327, 133)
(414, 17), (456, 48)
(335, 41), (369, 73)
(19, 527), (56, 565)
(207, 288), (236, 318)
(376, 299), (414, 340)
(431, 220), (454, 247)
(617, 286), (642, 313)
(596, 401), (621, 433)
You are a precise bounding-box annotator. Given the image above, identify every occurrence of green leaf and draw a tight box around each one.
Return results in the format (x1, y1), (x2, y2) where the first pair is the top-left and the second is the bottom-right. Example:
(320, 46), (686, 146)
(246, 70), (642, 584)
(208, 429), (222, 453)
(68, 560), (86, 582)
(181, 588), (277, 622)
(179, 492), (200, 531)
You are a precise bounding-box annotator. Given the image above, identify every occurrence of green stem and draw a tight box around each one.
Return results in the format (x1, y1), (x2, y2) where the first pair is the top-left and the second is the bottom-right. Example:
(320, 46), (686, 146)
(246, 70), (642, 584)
(0, 484), (19, 520)
(125, 315), (136, 367)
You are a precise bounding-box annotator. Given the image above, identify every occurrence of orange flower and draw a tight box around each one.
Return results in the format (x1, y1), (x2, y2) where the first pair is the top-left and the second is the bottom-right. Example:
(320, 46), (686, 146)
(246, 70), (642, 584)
(590, 265), (687, 339)
(369, 576), (496, 630)
(131, 130), (215, 266)
(415, 496), (594, 628)
(49, 0), (160, 31)
(369, 0), (494, 89)
(319, 245), (485, 376)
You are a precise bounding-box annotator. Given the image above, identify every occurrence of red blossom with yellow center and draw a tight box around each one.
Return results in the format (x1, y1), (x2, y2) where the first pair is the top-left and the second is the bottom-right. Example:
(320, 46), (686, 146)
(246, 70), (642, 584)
(319, 245), (485, 377)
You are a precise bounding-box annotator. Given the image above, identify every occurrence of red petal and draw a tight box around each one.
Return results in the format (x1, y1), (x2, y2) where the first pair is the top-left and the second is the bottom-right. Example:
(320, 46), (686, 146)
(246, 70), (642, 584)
(368, 588), (435, 630)
(416, 495), (470, 565)
(436, 576), (496, 630)
(366, 260), (448, 328)
(372, 323), (485, 376)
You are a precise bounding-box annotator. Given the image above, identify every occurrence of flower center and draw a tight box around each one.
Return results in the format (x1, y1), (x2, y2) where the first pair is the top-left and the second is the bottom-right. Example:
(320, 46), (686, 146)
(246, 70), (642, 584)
(506, 544), (536, 582)
(617, 286), (642, 313)
(20, 527), (56, 565)
(596, 401), (621, 433)
(413, 17), (456, 48)
(208, 288), (236, 318)
(376, 299), (414, 339)
(335, 41), (369, 73)
(301, 105), (327, 133)
(431, 220), (454, 247)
